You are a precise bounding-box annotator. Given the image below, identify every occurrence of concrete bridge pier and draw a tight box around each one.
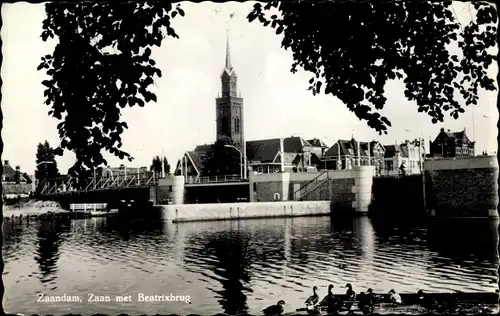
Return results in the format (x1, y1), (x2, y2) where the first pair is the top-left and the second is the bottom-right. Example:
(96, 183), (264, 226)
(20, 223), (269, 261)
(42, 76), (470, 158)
(157, 175), (185, 205)
(351, 166), (375, 214)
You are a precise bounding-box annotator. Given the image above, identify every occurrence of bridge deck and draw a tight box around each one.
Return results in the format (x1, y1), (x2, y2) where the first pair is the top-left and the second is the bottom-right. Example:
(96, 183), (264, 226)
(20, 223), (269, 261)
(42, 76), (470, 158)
(38, 174), (248, 196)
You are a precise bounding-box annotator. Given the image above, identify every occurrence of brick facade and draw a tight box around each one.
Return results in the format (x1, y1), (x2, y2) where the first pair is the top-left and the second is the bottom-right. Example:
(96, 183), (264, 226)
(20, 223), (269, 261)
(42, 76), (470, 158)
(253, 181), (283, 202)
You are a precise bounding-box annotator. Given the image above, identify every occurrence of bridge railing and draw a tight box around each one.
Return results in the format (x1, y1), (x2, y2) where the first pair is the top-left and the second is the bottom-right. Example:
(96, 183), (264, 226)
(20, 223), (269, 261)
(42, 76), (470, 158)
(38, 173), (158, 196)
(186, 174), (246, 184)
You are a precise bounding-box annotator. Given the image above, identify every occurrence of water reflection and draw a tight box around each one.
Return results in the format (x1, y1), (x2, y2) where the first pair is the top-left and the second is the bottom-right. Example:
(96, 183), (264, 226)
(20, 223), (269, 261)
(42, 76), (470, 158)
(3, 215), (498, 315)
(34, 220), (70, 286)
(184, 229), (253, 315)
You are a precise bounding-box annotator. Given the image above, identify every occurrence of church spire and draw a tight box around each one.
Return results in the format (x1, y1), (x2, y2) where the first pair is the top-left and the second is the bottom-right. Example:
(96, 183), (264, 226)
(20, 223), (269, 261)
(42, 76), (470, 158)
(225, 31), (231, 69)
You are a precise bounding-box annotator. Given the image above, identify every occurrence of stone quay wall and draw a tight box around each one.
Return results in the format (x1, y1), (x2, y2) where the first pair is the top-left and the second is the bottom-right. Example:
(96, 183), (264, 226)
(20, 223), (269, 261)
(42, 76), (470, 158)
(424, 156), (498, 218)
(160, 200), (331, 223)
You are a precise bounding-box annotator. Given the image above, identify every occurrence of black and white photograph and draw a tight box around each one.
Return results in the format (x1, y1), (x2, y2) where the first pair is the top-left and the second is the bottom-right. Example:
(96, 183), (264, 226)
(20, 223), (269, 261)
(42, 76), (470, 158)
(1, 1), (499, 315)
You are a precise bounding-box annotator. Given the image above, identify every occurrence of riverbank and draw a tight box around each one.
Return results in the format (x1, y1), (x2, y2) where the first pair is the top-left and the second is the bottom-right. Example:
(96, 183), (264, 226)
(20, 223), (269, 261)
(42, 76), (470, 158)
(3, 199), (68, 218)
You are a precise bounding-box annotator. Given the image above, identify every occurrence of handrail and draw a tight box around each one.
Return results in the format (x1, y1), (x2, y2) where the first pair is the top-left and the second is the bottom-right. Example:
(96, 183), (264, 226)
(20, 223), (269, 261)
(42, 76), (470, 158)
(185, 174), (245, 184)
(293, 170), (329, 200)
(38, 173), (159, 196)
(300, 177), (331, 201)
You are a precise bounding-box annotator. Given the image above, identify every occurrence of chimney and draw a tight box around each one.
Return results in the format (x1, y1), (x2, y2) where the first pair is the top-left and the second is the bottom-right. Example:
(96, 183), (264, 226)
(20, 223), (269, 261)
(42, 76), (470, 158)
(4, 160), (9, 166)
(15, 166), (21, 184)
(440, 128), (444, 133)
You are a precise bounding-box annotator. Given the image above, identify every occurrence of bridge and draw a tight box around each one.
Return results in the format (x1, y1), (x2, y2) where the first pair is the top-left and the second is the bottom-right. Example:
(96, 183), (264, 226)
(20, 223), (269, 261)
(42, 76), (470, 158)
(184, 174), (249, 187)
(38, 173), (248, 196)
(38, 174), (159, 196)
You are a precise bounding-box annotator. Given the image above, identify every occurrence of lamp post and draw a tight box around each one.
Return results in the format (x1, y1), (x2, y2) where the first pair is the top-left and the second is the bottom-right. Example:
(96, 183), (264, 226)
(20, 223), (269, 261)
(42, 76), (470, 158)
(224, 145), (244, 179)
(161, 148), (165, 178)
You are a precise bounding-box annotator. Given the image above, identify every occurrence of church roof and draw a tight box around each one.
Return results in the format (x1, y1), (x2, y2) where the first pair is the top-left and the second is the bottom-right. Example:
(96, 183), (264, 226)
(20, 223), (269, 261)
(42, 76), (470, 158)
(246, 136), (310, 163)
(186, 151), (205, 175)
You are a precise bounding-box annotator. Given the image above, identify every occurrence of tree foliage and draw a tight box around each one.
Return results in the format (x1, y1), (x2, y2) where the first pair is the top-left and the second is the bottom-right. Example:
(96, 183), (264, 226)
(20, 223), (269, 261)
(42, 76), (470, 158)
(150, 155), (170, 176)
(35, 141), (60, 182)
(163, 157), (171, 175)
(202, 136), (241, 176)
(247, 1), (497, 133)
(38, 2), (184, 179)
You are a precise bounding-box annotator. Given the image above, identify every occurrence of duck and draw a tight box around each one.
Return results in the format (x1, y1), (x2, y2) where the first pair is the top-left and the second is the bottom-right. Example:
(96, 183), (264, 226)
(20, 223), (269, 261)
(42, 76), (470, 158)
(357, 292), (374, 315)
(365, 288), (381, 305)
(343, 283), (356, 311)
(345, 283), (356, 299)
(319, 284), (338, 314)
(388, 289), (402, 304)
(263, 300), (286, 315)
(305, 286), (320, 307)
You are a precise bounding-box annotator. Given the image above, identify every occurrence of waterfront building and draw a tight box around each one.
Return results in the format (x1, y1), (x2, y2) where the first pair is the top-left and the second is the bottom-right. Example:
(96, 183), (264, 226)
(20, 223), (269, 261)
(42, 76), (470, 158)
(321, 138), (385, 170)
(320, 138), (423, 176)
(2, 160), (30, 184)
(383, 140), (423, 176)
(175, 136), (322, 178)
(100, 164), (152, 180)
(307, 138), (329, 158)
(429, 127), (475, 158)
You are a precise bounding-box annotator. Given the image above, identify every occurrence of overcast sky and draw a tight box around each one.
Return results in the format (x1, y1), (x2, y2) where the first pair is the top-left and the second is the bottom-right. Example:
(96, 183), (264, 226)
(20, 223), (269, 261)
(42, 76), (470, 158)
(2, 2), (498, 174)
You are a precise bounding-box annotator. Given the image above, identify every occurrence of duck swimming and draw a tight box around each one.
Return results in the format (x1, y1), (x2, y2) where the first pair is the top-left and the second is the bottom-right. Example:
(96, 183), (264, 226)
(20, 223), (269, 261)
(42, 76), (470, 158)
(345, 283), (356, 299)
(263, 300), (286, 315)
(343, 283), (356, 311)
(357, 292), (374, 315)
(388, 289), (402, 304)
(366, 288), (380, 303)
(319, 284), (338, 314)
(305, 286), (320, 307)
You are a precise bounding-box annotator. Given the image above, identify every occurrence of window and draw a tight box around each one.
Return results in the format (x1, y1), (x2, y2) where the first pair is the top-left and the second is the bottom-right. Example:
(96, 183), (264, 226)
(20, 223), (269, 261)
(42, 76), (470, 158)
(169, 186), (172, 192)
(221, 116), (230, 135)
(234, 117), (240, 134)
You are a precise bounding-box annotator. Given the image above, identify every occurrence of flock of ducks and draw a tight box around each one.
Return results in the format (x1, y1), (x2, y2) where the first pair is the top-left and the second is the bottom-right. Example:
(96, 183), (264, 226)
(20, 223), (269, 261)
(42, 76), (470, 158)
(263, 284), (455, 315)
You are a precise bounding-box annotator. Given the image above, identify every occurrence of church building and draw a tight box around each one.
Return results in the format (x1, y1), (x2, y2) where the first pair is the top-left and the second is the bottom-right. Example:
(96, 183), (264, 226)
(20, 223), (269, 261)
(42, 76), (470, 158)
(174, 35), (322, 181)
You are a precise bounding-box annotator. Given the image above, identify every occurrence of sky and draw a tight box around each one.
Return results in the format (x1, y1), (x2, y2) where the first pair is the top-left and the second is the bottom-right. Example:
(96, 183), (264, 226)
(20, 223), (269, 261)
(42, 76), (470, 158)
(1, 2), (498, 174)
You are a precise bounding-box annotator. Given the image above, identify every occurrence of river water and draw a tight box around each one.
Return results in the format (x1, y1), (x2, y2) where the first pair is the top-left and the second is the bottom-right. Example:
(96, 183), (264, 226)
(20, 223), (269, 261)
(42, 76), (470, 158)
(3, 213), (499, 315)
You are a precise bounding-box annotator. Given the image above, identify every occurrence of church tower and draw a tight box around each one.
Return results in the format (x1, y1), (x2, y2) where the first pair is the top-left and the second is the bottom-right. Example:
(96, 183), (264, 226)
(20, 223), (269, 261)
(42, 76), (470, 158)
(215, 33), (244, 150)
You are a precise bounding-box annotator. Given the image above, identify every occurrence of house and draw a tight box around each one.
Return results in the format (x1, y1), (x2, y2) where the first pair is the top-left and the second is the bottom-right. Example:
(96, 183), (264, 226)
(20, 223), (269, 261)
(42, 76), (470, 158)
(100, 164), (152, 180)
(246, 136), (319, 173)
(174, 136), (322, 179)
(321, 138), (385, 170)
(307, 138), (329, 158)
(429, 128), (475, 158)
(383, 140), (424, 176)
(2, 160), (29, 184)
